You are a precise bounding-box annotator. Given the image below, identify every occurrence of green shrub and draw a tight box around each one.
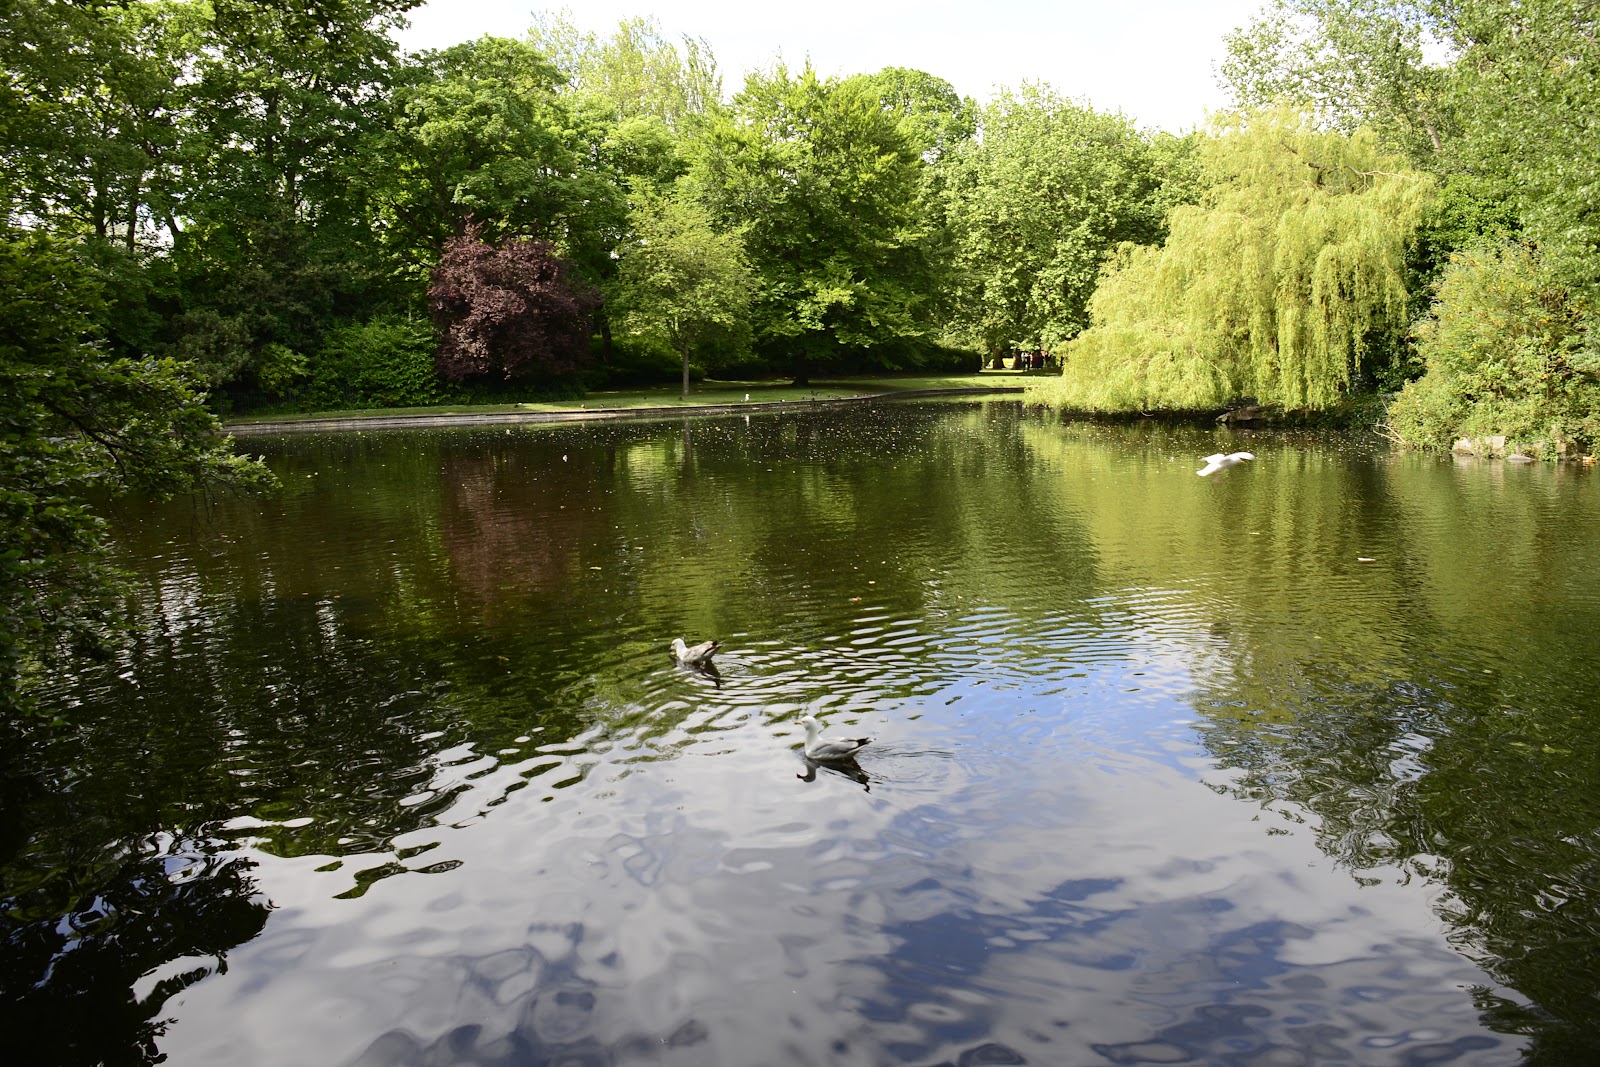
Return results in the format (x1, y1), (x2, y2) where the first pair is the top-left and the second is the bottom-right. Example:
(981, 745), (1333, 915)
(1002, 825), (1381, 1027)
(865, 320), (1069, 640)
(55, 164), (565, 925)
(583, 333), (681, 389)
(304, 317), (452, 410)
(1386, 244), (1600, 457)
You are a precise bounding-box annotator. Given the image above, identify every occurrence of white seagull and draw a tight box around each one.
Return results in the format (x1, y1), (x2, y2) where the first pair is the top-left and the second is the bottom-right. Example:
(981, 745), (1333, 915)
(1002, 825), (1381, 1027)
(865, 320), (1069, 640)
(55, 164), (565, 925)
(799, 714), (873, 761)
(1197, 451), (1255, 477)
(671, 637), (720, 668)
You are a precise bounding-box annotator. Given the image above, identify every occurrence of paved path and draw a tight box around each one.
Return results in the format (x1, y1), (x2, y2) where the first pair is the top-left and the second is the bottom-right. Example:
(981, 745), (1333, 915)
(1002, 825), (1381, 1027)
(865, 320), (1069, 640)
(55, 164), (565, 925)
(227, 385), (1025, 436)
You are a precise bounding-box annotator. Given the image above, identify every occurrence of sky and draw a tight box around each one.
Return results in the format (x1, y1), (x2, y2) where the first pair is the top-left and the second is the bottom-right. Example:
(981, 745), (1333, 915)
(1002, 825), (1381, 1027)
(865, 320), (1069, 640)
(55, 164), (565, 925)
(394, 1), (1267, 134)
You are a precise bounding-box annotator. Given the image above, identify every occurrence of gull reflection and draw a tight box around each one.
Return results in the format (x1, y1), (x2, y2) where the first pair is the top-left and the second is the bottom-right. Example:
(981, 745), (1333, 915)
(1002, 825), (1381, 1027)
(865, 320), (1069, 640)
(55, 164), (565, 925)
(796, 756), (871, 792)
(667, 654), (722, 689)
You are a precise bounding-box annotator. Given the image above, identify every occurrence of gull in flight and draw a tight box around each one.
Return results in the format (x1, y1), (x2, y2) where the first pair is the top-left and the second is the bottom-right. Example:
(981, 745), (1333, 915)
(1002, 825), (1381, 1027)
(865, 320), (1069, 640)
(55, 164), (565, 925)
(1197, 451), (1255, 477)
(671, 637), (720, 669)
(799, 714), (873, 761)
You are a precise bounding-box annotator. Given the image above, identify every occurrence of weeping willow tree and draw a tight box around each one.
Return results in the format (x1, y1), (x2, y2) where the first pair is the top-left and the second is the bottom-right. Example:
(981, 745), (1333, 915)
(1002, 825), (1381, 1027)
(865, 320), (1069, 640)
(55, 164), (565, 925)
(1033, 111), (1432, 413)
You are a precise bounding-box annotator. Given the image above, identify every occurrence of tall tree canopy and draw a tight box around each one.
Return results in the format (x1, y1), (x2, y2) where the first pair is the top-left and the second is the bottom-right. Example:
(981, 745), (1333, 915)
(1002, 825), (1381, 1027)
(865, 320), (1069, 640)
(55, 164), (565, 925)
(527, 12), (721, 129)
(371, 36), (600, 280)
(690, 64), (935, 382)
(1040, 111), (1431, 412)
(854, 66), (976, 163)
(1218, 0), (1454, 159)
(1444, 0), (1600, 308)
(941, 87), (1182, 360)
(167, 0), (420, 389)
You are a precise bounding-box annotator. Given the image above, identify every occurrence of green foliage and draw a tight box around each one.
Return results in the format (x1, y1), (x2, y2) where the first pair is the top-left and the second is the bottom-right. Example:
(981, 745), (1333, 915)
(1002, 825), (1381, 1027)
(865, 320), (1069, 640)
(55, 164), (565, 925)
(167, 0), (419, 386)
(1036, 111), (1432, 413)
(611, 185), (755, 395)
(527, 12), (722, 128)
(372, 36), (602, 278)
(1218, 0), (1454, 161)
(1443, 0), (1600, 310)
(0, 229), (275, 717)
(0, 0), (422, 392)
(582, 333), (683, 390)
(1386, 244), (1600, 456)
(1216, 0), (1599, 442)
(303, 317), (450, 410)
(691, 64), (935, 381)
(852, 67), (976, 163)
(941, 86), (1179, 357)
(0, 0), (193, 244)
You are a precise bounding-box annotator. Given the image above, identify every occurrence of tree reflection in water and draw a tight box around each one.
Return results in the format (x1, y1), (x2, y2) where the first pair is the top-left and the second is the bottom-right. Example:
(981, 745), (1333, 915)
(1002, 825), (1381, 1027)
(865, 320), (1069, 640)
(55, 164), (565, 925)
(0, 819), (267, 1066)
(6, 406), (1600, 1064)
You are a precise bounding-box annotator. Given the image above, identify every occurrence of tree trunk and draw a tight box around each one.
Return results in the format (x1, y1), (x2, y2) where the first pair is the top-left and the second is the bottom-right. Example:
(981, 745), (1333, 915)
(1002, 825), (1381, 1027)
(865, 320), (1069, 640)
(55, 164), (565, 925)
(792, 351), (810, 387)
(598, 318), (613, 363)
(681, 345), (691, 399)
(126, 180), (141, 252)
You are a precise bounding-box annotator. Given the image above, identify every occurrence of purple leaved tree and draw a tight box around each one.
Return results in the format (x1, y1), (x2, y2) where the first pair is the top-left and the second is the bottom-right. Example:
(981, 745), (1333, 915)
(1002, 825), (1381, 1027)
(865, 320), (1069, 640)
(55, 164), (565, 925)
(428, 221), (600, 381)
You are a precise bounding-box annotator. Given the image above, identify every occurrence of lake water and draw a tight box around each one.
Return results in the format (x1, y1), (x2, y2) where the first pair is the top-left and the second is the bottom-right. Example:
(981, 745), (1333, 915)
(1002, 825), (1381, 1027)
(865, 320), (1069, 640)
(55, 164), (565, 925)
(6, 400), (1600, 1066)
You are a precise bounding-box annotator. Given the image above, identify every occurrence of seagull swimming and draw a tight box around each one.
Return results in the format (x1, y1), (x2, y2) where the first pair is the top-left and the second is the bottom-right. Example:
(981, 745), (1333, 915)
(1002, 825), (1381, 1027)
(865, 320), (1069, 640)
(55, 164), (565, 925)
(799, 714), (872, 761)
(671, 637), (720, 668)
(1197, 451), (1255, 477)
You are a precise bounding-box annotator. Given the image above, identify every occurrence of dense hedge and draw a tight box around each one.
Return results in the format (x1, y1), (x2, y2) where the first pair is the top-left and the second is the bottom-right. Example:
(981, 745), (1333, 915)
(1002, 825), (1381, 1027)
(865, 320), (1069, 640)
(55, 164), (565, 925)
(302, 318), (455, 410)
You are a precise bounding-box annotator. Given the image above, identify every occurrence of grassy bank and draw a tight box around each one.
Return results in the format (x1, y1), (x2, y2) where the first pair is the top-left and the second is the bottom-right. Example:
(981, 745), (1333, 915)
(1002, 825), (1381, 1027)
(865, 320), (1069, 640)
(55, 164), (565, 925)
(227, 371), (1039, 425)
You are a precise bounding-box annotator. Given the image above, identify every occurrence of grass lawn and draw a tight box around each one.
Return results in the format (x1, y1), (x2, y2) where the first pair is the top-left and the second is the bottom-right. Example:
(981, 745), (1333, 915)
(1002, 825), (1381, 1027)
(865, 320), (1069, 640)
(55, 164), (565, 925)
(226, 371), (1042, 424)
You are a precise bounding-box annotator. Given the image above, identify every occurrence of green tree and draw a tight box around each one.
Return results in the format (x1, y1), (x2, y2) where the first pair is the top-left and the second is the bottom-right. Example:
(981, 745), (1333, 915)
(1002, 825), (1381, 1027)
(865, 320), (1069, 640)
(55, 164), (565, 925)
(1, 1), (213, 366)
(1218, 0), (1454, 161)
(1443, 0), (1600, 309)
(691, 64), (934, 382)
(1386, 243), (1600, 456)
(167, 0), (420, 392)
(0, 229), (274, 718)
(0, 0), (203, 250)
(521, 14), (728, 354)
(853, 66), (975, 163)
(371, 37), (605, 280)
(527, 11), (721, 129)
(848, 67), (976, 347)
(1219, 0), (1600, 442)
(1220, 0), (1599, 302)
(941, 86), (1177, 362)
(611, 186), (755, 397)
(1034, 110), (1432, 413)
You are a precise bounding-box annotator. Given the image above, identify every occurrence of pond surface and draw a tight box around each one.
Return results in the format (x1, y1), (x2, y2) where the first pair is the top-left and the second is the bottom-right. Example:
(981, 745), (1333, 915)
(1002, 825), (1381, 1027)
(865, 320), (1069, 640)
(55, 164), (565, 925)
(6, 401), (1600, 1066)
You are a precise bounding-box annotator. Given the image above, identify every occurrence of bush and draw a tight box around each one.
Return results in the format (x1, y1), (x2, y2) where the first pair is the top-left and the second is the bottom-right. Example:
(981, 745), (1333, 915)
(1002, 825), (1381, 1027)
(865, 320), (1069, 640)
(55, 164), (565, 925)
(919, 341), (985, 373)
(1386, 244), (1600, 457)
(582, 334), (681, 390)
(303, 317), (452, 410)
(428, 223), (599, 383)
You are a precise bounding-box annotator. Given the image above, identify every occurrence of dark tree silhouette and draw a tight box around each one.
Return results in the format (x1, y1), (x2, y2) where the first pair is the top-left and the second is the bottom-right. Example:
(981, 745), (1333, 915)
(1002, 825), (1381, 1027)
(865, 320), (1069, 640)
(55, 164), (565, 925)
(428, 222), (599, 381)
